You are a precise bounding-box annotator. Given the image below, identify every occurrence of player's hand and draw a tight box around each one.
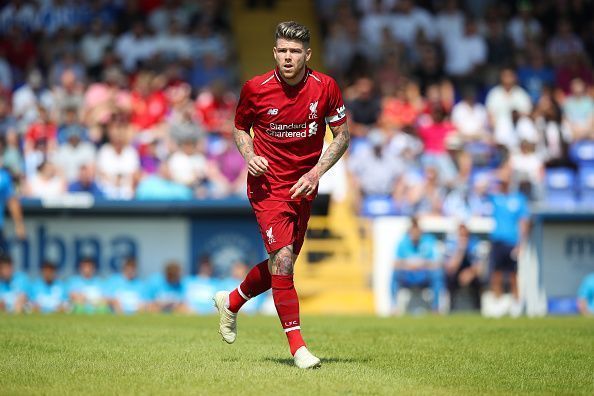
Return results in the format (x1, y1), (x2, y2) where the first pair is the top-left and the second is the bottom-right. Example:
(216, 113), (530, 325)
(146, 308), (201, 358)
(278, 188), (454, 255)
(15, 223), (26, 240)
(248, 156), (269, 177)
(290, 167), (320, 199)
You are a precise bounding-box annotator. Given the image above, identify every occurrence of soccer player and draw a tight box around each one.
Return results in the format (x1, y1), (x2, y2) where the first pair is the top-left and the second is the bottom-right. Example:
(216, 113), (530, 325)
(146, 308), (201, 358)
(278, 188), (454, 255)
(213, 21), (349, 369)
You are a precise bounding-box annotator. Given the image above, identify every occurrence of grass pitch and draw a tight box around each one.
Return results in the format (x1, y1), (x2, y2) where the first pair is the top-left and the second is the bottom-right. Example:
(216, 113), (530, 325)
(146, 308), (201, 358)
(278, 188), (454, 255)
(0, 314), (592, 395)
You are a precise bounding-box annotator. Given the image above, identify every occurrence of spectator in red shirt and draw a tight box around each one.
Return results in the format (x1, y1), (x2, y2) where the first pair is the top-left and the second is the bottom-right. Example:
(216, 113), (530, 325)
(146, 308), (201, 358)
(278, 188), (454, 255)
(130, 71), (168, 133)
(416, 105), (457, 185)
(380, 80), (424, 130)
(25, 106), (57, 154)
(195, 80), (236, 135)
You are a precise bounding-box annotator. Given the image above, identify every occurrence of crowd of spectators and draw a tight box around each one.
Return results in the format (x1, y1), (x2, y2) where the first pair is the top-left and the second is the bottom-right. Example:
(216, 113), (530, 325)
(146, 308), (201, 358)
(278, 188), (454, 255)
(317, 0), (594, 215)
(0, 254), (269, 314)
(1, 0), (593, 209)
(0, 0), (247, 201)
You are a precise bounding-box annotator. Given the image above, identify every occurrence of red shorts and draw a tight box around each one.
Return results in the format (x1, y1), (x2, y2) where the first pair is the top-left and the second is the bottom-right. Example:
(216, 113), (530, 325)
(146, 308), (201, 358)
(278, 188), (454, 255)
(249, 199), (312, 254)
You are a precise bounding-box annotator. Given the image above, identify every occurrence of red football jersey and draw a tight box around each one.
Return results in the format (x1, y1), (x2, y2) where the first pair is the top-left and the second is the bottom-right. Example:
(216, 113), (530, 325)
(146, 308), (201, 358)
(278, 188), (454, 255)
(235, 67), (346, 201)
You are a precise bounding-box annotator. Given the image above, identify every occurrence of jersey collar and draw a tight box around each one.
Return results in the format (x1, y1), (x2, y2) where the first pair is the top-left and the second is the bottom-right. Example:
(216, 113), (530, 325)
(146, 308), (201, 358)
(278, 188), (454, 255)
(274, 66), (310, 90)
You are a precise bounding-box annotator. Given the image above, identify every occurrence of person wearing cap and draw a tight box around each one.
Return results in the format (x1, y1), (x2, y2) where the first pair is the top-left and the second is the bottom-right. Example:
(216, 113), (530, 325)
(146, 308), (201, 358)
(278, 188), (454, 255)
(29, 261), (67, 313)
(0, 255), (29, 313)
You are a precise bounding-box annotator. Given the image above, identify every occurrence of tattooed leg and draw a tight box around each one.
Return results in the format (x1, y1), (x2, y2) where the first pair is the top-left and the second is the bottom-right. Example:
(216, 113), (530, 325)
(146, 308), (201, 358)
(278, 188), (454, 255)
(269, 245), (295, 275)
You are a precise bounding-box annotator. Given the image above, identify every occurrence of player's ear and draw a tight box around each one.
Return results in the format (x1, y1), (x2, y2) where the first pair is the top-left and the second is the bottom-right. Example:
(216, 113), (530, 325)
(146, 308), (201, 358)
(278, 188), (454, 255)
(272, 46), (277, 59)
(305, 47), (312, 62)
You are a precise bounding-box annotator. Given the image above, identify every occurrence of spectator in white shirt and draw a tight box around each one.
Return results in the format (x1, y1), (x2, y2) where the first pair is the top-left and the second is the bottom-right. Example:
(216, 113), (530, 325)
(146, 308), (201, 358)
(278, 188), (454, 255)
(96, 129), (140, 199)
(435, 0), (465, 41)
(495, 110), (539, 151)
(360, 0), (389, 48)
(12, 69), (54, 132)
(115, 20), (158, 72)
(533, 92), (573, 168)
(443, 19), (487, 78)
(25, 161), (66, 199)
(486, 68), (532, 144)
(451, 86), (489, 143)
(510, 139), (544, 200)
(168, 136), (209, 197)
(387, 0), (436, 48)
(54, 128), (96, 183)
(154, 19), (191, 62)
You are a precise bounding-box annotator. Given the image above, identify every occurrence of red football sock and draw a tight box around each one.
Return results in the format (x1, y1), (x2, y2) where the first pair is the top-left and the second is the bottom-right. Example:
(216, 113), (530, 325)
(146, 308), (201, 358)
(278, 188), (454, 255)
(227, 259), (271, 313)
(272, 274), (306, 355)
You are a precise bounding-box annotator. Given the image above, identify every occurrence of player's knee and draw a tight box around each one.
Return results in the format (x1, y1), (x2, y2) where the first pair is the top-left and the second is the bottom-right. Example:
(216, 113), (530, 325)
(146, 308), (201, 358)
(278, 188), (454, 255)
(271, 246), (294, 275)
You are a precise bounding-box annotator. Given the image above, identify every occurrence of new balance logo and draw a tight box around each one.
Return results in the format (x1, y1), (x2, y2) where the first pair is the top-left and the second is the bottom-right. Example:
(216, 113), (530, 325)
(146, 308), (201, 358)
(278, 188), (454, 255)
(266, 226), (276, 244)
(308, 121), (318, 137)
(267, 108), (279, 115)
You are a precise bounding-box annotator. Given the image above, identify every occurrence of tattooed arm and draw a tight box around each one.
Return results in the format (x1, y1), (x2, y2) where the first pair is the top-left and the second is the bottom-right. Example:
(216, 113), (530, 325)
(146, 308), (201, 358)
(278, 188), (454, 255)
(233, 126), (268, 177)
(290, 122), (350, 199)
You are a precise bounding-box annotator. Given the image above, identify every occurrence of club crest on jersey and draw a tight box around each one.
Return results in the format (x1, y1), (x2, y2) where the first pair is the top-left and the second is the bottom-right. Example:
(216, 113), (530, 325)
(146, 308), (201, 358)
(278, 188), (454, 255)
(308, 101), (318, 119)
(266, 226), (276, 244)
(267, 108), (279, 115)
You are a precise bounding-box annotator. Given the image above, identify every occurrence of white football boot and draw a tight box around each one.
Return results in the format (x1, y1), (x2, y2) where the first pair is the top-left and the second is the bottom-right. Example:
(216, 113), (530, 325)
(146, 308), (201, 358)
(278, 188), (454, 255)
(213, 291), (237, 344)
(293, 346), (321, 369)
